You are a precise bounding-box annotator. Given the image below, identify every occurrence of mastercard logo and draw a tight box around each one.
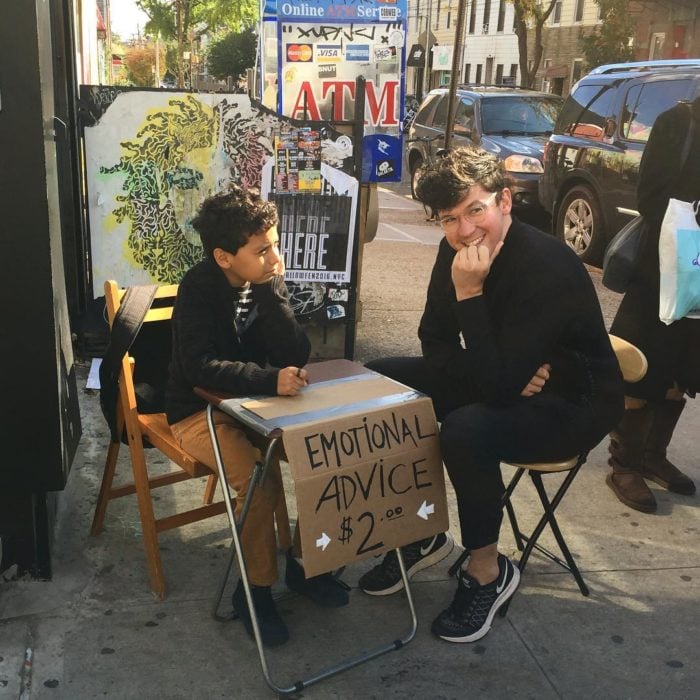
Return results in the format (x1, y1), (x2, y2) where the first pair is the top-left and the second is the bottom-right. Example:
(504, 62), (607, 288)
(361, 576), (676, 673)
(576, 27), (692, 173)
(286, 44), (313, 62)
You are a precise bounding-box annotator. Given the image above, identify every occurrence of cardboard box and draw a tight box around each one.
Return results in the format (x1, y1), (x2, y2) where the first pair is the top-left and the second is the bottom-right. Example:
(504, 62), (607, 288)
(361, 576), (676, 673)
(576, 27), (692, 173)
(242, 366), (449, 577)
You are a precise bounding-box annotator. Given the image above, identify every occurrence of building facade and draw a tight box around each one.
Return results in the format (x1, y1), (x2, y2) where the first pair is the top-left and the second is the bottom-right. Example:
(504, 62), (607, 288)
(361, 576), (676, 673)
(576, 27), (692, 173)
(406, 0), (700, 102)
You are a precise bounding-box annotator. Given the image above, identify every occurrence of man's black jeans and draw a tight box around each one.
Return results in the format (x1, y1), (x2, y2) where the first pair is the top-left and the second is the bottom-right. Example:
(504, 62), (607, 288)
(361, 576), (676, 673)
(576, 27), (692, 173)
(367, 357), (611, 551)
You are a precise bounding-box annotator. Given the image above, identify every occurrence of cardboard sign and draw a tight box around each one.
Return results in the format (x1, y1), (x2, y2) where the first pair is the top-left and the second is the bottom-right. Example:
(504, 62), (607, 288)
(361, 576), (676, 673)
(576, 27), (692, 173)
(282, 394), (449, 577)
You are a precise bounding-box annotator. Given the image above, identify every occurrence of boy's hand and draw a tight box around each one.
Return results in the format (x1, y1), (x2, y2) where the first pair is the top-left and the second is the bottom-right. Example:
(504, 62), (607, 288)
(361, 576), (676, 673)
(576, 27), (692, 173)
(521, 363), (551, 397)
(277, 366), (308, 396)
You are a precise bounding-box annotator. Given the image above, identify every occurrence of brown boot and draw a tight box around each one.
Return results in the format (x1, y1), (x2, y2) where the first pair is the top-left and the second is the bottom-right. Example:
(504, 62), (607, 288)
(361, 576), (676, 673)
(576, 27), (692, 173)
(606, 406), (657, 513)
(640, 399), (696, 496)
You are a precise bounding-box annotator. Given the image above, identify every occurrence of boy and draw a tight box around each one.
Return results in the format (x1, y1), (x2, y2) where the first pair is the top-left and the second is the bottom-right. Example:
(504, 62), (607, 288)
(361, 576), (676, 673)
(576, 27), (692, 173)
(360, 147), (623, 643)
(166, 185), (348, 648)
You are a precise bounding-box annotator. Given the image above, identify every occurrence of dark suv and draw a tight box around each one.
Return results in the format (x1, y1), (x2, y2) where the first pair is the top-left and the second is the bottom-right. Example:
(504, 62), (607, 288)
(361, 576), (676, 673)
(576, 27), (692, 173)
(540, 59), (700, 265)
(407, 86), (564, 209)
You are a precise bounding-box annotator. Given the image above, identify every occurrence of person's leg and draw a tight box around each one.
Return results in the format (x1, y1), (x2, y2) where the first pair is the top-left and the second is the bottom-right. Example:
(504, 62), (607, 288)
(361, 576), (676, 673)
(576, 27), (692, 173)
(170, 410), (288, 646)
(358, 357), (461, 595)
(432, 396), (599, 643)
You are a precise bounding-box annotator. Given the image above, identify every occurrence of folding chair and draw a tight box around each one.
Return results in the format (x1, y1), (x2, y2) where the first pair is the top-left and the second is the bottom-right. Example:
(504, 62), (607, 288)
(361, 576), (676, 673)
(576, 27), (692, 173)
(90, 280), (229, 599)
(450, 334), (648, 606)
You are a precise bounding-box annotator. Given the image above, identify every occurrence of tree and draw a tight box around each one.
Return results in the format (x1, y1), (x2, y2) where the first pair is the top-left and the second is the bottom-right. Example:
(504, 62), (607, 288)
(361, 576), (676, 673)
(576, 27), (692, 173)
(579, 0), (634, 70)
(124, 44), (167, 86)
(137, 0), (258, 88)
(510, 0), (558, 88)
(206, 28), (257, 83)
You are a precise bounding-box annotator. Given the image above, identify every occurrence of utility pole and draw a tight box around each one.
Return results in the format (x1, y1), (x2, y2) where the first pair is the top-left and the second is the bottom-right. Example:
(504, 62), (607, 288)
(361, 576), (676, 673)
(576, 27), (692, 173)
(443, 0), (468, 150)
(422, 0), (433, 97)
(154, 33), (160, 87)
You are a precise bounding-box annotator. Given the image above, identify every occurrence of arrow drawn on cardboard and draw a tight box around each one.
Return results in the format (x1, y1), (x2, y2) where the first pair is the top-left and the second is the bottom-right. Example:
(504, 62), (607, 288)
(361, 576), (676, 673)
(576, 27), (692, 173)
(417, 500), (435, 520)
(316, 532), (331, 550)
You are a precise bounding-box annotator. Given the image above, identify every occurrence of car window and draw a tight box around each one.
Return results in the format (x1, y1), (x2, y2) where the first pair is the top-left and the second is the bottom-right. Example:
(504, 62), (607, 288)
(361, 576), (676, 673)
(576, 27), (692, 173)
(621, 79), (693, 142)
(557, 83), (615, 140)
(414, 94), (441, 128)
(432, 97), (449, 129)
(454, 98), (475, 132)
(480, 96), (563, 135)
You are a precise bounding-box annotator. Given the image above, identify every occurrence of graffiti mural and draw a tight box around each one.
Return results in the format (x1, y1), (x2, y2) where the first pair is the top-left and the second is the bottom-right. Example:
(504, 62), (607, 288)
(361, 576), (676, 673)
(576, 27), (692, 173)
(82, 88), (357, 318)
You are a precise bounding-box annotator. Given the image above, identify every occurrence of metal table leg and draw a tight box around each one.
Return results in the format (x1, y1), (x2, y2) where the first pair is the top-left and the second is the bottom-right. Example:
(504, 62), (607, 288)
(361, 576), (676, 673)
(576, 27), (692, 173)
(205, 404), (419, 695)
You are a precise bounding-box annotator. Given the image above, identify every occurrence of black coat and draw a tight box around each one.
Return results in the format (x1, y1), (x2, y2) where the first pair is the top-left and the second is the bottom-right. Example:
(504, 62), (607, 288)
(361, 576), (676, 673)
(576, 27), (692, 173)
(166, 259), (311, 424)
(610, 97), (700, 399)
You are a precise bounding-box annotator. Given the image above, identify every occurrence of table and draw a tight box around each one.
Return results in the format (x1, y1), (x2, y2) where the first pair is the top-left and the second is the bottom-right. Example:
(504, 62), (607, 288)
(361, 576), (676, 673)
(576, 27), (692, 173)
(195, 359), (449, 696)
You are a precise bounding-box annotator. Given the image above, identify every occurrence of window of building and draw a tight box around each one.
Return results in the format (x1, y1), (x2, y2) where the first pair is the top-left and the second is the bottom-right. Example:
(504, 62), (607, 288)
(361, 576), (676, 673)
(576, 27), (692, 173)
(542, 59), (552, 93)
(483, 0), (492, 32)
(571, 59), (584, 84)
(510, 63), (518, 80)
(649, 32), (665, 59)
(436, 1), (441, 28)
(495, 64), (504, 84)
(475, 64), (483, 84)
(574, 0), (585, 23)
(552, 1), (562, 24)
(464, 63), (472, 84)
(497, 0), (506, 32)
(447, 10), (451, 29)
(469, 0), (477, 34)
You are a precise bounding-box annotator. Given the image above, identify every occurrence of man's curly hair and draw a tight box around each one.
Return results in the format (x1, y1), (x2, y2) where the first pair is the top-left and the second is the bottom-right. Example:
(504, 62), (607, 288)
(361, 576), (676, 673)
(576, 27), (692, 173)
(414, 146), (510, 216)
(191, 184), (279, 258)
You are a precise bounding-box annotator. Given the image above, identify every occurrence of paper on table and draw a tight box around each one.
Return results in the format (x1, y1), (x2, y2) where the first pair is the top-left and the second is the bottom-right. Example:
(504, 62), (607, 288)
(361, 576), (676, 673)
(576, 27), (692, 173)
(87, 358), (102, 389)
(242, 376), (407, 420)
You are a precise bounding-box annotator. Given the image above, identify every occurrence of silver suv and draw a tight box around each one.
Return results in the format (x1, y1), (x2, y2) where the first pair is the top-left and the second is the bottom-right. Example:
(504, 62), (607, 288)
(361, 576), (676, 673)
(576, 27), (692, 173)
(407, 86), (563, 209)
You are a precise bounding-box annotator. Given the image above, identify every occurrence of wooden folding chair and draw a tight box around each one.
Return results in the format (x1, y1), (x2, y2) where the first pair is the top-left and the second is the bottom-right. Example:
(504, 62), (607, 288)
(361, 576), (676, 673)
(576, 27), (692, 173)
(90, 280), (229, 599)
(450, 334), (648, 607)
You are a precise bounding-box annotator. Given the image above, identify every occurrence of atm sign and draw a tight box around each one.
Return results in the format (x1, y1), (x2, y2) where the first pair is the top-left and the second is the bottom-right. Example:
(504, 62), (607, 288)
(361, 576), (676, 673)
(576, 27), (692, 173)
(287, 44), (313, 62)
(317, 44), (341, 62)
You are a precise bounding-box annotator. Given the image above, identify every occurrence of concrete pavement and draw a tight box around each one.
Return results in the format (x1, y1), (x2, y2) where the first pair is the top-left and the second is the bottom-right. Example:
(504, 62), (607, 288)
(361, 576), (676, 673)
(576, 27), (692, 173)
(0, 197), (698, 698)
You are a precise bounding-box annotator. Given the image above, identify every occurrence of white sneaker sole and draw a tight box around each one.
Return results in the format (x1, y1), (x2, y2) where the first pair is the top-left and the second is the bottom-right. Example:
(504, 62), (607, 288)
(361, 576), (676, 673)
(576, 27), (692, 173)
(437, 563), (521, 643)
(362, 532), (455, 596)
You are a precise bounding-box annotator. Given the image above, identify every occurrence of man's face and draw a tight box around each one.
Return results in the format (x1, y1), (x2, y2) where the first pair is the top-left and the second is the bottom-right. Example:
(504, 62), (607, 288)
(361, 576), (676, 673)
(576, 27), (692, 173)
(438, 185), (512, 255)
(214, 226), (283, 286)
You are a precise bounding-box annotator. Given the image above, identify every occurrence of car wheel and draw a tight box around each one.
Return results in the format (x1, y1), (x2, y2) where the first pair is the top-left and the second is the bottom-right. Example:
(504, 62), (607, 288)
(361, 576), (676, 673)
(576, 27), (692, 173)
(410, 156), (423, 200)
(556, 185), (605, 265)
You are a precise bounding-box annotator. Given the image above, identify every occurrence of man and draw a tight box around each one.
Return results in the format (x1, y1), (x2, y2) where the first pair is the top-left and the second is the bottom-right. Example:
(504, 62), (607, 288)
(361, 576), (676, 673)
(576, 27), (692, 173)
(166, 185), (348, 648)
(360, 147), (623, 643)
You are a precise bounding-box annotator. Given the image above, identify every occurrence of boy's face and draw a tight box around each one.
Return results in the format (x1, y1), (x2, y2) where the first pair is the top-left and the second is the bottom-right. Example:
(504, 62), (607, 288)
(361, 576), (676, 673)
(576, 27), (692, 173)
(214, 226), (283, 287)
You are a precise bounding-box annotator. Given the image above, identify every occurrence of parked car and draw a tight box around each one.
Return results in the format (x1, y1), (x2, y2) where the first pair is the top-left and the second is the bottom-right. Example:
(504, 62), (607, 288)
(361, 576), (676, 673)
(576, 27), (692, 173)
(539, 59), (700, 265)
(407, 86), (564, 209)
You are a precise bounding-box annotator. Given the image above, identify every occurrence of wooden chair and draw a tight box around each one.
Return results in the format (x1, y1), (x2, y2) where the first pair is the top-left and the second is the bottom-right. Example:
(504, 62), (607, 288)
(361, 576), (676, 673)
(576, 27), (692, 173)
(449, 334), (647, 603)
(90, 280), (228, 599)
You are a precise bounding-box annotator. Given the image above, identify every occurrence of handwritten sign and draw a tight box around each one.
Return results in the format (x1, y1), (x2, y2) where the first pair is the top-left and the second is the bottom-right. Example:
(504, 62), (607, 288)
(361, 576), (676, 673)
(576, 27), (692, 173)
(282, 395), (449, 577)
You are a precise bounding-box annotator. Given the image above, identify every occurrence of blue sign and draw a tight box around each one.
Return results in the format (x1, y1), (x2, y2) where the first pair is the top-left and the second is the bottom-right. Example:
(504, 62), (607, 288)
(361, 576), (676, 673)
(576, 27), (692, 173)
(362, 134), (402, 183)
(346, 45), (371, 62)
(268, 1), (408, 20)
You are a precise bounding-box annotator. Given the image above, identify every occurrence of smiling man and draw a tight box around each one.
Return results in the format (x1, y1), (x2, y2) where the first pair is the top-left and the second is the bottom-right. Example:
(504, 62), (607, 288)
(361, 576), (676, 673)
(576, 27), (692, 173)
(166, 185), (349, 648)
(360, 147), (624, 643)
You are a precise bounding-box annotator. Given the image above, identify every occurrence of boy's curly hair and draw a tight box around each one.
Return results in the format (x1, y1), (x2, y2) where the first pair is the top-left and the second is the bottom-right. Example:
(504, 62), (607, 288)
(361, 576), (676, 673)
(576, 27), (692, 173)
(415, 146), (511, 216)
(191, 184), (279, 258)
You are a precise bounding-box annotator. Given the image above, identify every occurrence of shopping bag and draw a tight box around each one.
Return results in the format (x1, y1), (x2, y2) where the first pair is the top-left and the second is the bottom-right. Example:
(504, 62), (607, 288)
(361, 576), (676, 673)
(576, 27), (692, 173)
(602, 216), (647, 293)
(658, 198), (700, 325)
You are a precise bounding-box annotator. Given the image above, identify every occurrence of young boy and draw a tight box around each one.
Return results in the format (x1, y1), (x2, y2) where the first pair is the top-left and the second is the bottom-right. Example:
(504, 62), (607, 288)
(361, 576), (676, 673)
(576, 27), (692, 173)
(166, 185), (348, 647)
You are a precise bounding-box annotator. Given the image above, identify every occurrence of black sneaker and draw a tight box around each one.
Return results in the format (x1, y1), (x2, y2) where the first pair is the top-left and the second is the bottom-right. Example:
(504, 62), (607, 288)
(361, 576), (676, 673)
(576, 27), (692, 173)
(285, 556), (350, 608)
(431, 554), (520, 643)
(359, 532), (454, 596)
(232, 580), (289, 647)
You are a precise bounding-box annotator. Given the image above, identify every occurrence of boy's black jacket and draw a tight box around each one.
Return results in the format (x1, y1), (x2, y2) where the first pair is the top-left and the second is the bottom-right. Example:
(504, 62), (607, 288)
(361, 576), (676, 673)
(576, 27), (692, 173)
(166, 258), (311, 424)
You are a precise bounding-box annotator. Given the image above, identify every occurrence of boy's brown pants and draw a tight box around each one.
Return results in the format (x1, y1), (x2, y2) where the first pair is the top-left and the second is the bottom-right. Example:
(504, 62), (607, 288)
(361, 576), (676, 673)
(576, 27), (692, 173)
(170, 409), (292, 587)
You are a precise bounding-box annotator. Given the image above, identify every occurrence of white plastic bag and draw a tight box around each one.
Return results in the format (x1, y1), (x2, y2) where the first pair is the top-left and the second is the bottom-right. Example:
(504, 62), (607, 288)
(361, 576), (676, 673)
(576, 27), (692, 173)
(658, 198), (700, 325)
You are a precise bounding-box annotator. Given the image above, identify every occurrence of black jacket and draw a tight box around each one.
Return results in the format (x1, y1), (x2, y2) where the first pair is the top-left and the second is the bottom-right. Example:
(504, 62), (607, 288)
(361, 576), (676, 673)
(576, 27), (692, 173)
(419, 218), (623, 417)
(166, 259), (311, 424)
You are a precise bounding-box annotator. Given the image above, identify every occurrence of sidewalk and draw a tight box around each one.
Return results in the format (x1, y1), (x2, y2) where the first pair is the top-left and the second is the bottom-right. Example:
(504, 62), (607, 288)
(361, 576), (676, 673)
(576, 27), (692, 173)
(1, 238), (698, 699)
